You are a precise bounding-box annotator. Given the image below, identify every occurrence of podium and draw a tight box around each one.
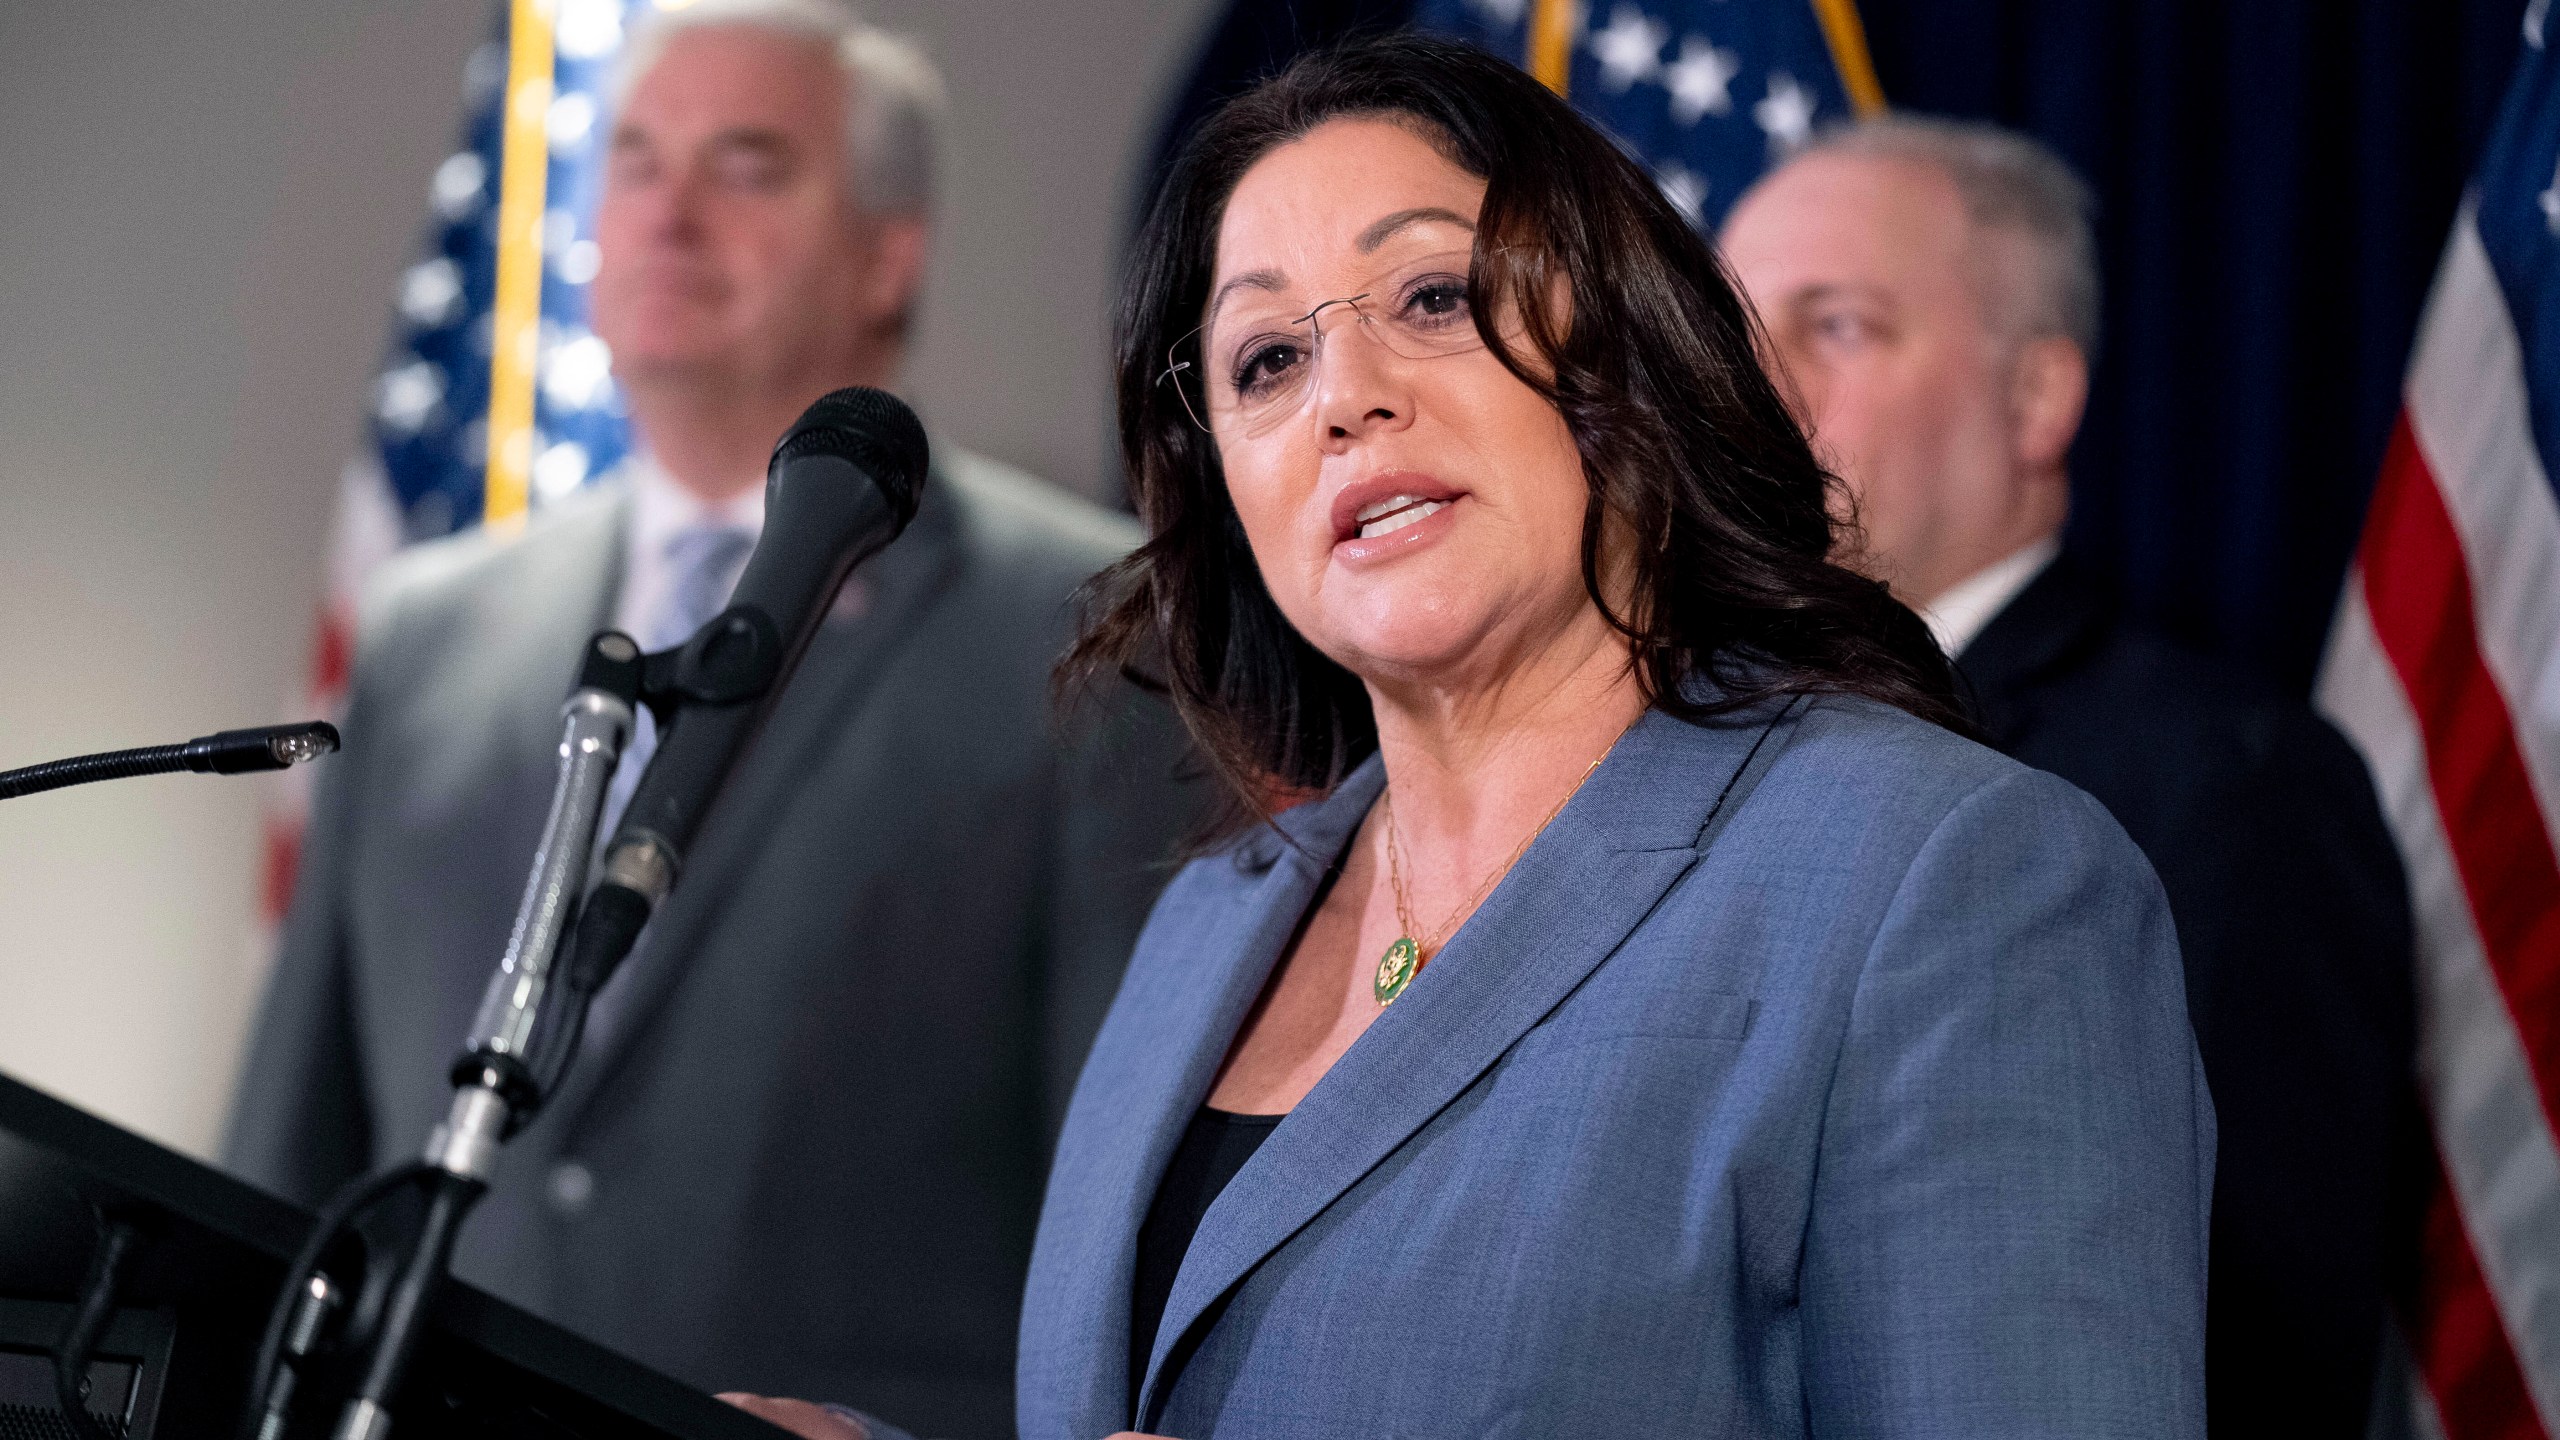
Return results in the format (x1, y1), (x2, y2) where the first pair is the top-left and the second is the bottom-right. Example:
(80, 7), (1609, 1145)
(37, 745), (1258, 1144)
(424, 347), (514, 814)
(0, 1068), (783, 1440)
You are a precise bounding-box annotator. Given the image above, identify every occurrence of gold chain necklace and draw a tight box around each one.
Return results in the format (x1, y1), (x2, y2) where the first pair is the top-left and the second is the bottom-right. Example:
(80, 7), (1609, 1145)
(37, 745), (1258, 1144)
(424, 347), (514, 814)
(1371, 719), (1638, 1006)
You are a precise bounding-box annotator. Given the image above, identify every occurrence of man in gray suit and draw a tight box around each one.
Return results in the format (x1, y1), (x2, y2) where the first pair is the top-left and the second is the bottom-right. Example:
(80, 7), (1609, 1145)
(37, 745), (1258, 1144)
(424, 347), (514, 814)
(224, 4), (1195, 1436)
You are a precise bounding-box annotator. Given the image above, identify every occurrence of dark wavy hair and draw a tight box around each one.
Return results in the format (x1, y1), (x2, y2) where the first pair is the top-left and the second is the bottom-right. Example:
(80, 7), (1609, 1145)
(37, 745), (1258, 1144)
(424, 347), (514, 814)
(1066, 32), (1965, 819)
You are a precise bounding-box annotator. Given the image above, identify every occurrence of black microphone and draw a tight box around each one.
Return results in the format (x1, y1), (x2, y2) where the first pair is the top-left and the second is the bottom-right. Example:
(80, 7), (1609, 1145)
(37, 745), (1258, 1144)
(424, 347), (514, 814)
(565, 387), (929, 997)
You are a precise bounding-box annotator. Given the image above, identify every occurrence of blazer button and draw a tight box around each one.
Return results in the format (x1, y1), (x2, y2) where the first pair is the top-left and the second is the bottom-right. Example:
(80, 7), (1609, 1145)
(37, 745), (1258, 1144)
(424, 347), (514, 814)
(547, 1160), (595, 1217)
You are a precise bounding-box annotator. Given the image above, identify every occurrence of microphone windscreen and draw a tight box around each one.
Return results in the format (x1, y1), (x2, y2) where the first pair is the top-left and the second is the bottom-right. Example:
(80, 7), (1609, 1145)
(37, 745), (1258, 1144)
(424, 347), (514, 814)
(769, 387), (930, 527)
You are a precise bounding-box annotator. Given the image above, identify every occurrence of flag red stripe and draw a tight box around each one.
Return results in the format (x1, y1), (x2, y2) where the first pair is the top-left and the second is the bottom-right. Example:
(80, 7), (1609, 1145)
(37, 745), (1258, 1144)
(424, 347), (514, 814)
(2412, 1143), (2550, 1440)
(2362, 414), (2560, 1127)
(311, 605), (353, 700)
(259, 821), (301, 928)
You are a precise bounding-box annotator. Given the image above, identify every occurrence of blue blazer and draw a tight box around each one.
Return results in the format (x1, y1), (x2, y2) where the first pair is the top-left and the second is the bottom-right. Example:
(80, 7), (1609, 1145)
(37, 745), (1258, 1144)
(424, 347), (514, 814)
(1007, 697), (2213, 1439)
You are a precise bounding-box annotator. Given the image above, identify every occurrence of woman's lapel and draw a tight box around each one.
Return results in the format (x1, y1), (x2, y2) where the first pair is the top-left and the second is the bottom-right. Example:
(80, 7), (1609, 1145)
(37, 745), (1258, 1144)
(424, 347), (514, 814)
(1040, 761), (1386, 1433)
(1133, 705), (1788, 1422)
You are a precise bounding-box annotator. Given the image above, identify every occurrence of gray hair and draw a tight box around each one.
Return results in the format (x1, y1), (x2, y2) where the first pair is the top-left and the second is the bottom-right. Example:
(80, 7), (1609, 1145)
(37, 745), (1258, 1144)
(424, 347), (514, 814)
(1799, 115), (2101, 358)
(616, 0), (946, 216)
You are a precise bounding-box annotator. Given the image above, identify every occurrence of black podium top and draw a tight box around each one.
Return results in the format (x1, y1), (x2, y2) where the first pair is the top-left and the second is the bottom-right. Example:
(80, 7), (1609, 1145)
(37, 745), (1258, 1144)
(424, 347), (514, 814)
(0, 1068), (788, 1440)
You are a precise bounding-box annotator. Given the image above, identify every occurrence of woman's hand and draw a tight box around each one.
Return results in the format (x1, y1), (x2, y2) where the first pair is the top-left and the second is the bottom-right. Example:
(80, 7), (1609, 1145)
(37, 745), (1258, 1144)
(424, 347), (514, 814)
(716, 1395), (866, 1440)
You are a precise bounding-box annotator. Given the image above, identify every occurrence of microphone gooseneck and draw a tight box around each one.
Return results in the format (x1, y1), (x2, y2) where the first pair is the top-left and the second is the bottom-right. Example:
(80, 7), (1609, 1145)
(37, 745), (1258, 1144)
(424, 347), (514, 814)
(0, 721), (340, 801)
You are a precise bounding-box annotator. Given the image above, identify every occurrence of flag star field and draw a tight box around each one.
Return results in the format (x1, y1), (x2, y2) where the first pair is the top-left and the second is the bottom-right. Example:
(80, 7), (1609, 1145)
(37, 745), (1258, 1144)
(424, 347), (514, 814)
(1418, 0), (1857, 228)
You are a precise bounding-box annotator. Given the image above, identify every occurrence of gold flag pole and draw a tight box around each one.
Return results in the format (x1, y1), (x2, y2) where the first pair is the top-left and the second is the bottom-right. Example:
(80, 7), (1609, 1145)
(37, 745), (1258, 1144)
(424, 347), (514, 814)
(1809, 0), (1887, 117)
(482, 0), (559, 531)
(1527, 0), (1578, 96)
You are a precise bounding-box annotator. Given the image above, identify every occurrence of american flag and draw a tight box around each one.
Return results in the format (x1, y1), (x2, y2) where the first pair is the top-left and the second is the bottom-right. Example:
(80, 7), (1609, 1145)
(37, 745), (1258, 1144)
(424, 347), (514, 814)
(262, 0), (641, 924)
(1414, 0), (1883, 228)
(2315, 7), (2560, 1436)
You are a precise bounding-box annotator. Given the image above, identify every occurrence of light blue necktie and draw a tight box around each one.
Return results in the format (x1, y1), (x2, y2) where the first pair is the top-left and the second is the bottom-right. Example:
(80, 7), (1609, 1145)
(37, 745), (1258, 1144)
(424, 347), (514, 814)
(647, 525), (759, 654)
(596, 523), (755, 850)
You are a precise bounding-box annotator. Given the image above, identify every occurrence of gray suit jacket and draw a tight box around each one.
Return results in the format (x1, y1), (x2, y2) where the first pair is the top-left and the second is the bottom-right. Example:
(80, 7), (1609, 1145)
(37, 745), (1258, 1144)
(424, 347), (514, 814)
(999, 695), (2212, 1439)
(225, 450), (1199, 1440)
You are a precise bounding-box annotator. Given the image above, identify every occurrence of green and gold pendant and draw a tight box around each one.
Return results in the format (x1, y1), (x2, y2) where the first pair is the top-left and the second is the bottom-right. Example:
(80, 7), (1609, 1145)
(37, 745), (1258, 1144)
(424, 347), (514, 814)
(1373, 935), (1422, 1005)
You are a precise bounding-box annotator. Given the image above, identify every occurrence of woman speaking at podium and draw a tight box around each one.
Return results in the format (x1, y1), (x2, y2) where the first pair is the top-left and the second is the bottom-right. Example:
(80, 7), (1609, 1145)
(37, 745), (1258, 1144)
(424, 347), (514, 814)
(735, 33), (2210, 1440)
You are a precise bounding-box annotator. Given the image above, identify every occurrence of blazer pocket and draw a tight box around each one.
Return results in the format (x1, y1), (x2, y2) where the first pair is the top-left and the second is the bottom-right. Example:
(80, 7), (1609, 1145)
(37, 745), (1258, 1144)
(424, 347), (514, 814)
(1521, 983), (1756, 1052)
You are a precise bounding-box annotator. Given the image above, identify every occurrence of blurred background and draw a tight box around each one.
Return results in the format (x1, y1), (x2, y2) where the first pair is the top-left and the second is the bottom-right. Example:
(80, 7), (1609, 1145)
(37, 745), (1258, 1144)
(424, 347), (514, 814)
(0, 0), (2532, 1148)
(8, 5), (2559, 1435)
(0, 0), (1219, 1156)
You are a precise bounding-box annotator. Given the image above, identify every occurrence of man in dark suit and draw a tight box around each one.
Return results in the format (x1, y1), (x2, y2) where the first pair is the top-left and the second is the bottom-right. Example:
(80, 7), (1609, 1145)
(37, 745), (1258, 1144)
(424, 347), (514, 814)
(224, 5), (1196, 1437)
(1725, 117), (2415, 1436)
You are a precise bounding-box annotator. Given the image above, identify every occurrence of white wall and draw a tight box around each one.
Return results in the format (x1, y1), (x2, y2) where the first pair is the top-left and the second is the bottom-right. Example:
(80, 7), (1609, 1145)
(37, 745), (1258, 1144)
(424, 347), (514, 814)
(0, 0), (1217, 1157)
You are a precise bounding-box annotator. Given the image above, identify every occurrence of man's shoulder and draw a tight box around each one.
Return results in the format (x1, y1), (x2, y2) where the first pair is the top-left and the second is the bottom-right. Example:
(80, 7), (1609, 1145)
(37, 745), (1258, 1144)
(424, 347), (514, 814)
(1984, 606), (2374, 837)
(2018, 612), (2313, 754)
(366, 483), (619, 618)
(352, 482), (622, 678)
(933, 445), (1140, 578)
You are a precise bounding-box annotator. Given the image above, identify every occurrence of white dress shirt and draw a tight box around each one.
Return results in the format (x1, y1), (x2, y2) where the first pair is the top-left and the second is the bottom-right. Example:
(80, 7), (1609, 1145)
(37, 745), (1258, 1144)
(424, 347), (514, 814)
(1917, 534), (2063, 658)
(610, 453), (767, 642)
